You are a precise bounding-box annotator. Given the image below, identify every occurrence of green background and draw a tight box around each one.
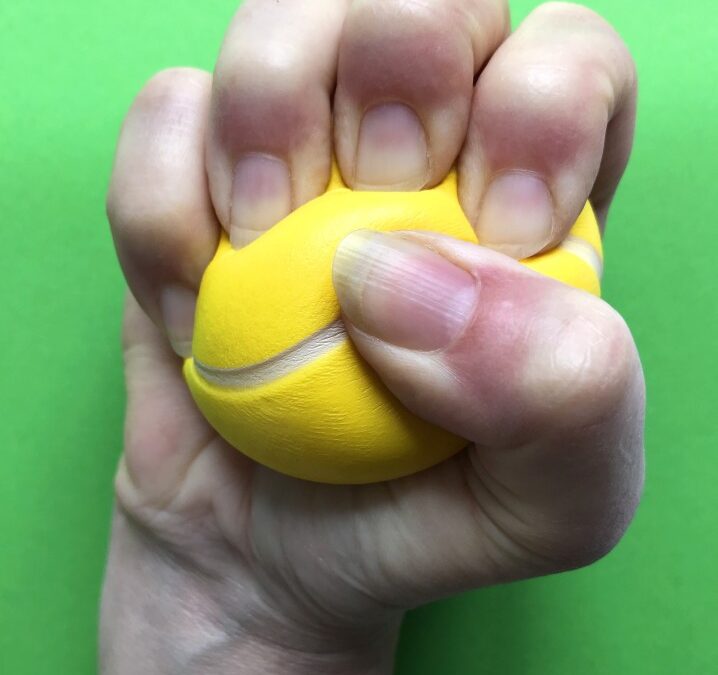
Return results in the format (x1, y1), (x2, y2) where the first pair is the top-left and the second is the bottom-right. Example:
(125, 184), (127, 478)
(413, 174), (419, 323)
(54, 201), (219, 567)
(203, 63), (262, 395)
(1, 0), (716, 673)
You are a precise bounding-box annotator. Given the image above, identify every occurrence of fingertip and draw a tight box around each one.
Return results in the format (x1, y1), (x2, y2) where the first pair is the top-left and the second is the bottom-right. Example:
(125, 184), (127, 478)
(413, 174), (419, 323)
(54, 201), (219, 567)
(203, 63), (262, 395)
(475, 172), (555, 259)
(460, 2), (637, 254)
(228, 154), (292, 249)
(334, 231), (479, 352)
(159, 286), (196, 358)
(207, 0), (347, 235)
(353, 103), (429, 191)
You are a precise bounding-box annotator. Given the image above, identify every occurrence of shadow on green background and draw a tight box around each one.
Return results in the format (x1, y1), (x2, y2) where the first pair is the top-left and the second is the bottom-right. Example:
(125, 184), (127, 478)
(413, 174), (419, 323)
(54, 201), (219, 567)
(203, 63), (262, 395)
(1, 1), (716, 673)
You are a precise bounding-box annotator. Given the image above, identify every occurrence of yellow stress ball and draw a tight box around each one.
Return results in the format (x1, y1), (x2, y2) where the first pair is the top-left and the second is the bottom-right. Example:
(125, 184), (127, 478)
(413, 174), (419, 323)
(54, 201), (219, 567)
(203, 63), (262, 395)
(183, 168), (603, 484)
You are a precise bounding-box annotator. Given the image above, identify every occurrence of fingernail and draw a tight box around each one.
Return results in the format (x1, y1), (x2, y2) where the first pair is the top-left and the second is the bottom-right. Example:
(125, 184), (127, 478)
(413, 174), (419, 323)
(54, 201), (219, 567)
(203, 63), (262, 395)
(333, 231), (477, 351)
(230, 154), (291, 248)
(160, 285), (196, 357)
(355, 103), (428, 191)
(477, 173), (554, 259)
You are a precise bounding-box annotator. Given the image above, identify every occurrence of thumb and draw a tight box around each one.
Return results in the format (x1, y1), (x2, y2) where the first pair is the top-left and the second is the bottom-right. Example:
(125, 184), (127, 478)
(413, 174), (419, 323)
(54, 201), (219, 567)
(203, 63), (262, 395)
(333, 229), (635, 446)
(333, 230), (644, 566)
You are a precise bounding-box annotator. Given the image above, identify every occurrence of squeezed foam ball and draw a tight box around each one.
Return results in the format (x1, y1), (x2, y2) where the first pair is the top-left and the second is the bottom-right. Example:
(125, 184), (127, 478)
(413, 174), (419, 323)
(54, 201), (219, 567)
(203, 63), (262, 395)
(183, 169), (603, 484)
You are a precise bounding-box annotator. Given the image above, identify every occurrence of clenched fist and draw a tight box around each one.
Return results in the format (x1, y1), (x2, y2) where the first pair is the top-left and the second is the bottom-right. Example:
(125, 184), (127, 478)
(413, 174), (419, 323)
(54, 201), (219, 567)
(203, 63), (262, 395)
(102, 2), (644, 673)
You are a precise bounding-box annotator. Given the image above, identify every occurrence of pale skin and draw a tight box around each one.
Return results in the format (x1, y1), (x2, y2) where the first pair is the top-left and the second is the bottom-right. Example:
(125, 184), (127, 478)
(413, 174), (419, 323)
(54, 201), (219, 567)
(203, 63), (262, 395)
(102, 1), (644, 673)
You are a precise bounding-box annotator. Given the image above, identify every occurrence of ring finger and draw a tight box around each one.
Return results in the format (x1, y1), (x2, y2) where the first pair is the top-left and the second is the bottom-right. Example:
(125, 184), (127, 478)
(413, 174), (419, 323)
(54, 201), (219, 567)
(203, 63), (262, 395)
(459, 2), (638, 259)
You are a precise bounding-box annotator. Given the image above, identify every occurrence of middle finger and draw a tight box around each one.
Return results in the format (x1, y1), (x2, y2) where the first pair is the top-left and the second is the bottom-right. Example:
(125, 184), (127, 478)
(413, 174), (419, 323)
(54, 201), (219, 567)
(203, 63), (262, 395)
(334, 0), (510, 191)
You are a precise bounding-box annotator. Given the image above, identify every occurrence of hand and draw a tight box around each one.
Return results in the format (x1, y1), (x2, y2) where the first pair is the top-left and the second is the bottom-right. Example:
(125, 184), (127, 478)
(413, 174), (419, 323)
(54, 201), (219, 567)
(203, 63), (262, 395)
(102, 2), (644, 673)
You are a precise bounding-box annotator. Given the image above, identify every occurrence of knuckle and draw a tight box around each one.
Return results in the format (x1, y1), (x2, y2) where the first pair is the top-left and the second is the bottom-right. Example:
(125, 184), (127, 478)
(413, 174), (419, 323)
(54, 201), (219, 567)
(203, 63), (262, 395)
(136, 67), (211, 112)
(517, 482), (642, 574)
(474, 0), (512, 47)
(107, 70), (210, 232)
(352, 0), (506, 37)
(514, 289), (638, 436)
(535, 0), (623, 53)
(107, 177), (212, 289)
(343, 0), (505, 95)
(582, 305), (636, 395)
(107, 161), (183, 235)
(532, 2), (636, 98)
(212, 48), (321, 149)
(552, 477), (643, 572)
(105, 185), (143, 237)
(478, 63), (608, 155)
(497, 56), (607, 112)
(108, 197), (204, 267)
(108, 67), (212, 254)
(541, 296), (638, 420)
(548, 515), (634, 571)
(352, 0), (448, 30)
(534, 1), (605, 25)
(141, 67), (209, 95)
(490, 59), (586, 105)
(475, 53), (620, 167)
(108, 197), (174, 237)
(214, 34), (317, 109)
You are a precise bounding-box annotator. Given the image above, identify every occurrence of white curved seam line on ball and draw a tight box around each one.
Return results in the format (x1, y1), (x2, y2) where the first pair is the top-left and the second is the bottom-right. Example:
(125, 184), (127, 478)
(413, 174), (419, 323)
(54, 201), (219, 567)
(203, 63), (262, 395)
(192, 318), (347, 388)
(558, 235), (604, 279)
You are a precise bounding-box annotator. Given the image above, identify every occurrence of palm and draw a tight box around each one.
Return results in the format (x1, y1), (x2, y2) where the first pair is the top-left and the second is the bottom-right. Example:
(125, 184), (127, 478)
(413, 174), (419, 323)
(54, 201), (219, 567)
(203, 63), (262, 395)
(119, 295), (544, 625)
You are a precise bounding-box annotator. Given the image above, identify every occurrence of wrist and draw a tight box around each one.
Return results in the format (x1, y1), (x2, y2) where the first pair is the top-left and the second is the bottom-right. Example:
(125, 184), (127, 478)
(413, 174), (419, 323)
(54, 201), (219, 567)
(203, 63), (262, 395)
(176, 633), (400, 675)
(100, 507), (401, 675)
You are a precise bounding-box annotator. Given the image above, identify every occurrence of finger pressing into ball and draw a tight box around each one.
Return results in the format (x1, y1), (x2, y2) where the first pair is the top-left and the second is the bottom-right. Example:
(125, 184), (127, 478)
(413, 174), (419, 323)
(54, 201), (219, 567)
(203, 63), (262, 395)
(333, 229), (637, 444)
(459, 2), (637, 259)
(107, 68), (218, 357)
(334, 0), (509, 191)
(207, 0), (350, 248)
